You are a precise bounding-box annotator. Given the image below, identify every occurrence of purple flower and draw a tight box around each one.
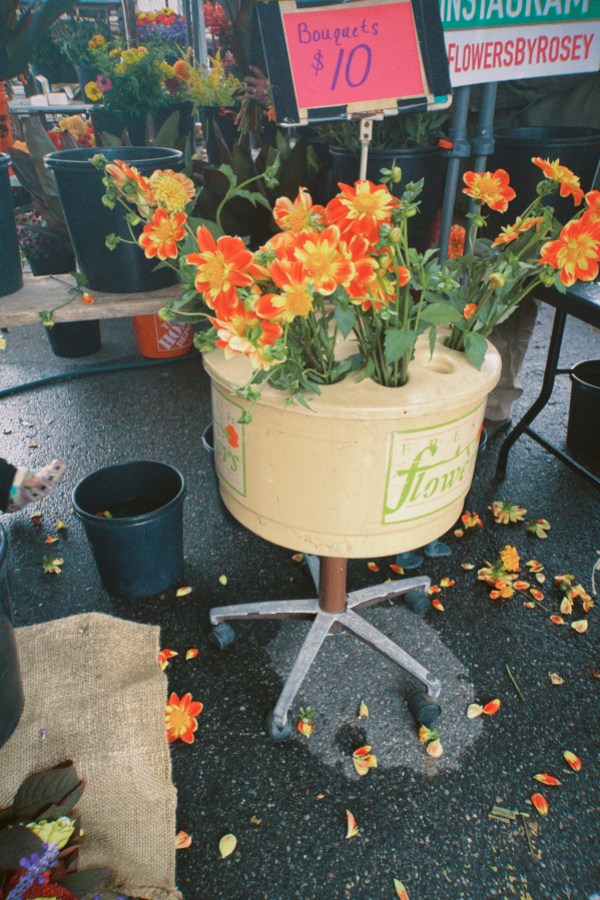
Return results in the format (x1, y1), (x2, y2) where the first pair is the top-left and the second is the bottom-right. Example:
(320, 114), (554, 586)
(96, 74), (113, 93)
(8, 843), (60, 900)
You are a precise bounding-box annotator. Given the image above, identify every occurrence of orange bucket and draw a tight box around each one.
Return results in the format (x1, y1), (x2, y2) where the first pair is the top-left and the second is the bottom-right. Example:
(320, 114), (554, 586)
(133, 314), (194, 359)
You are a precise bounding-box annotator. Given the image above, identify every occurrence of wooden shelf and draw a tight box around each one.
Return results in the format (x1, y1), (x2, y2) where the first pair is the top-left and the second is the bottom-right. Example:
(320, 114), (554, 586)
(1, 275), (184, 328)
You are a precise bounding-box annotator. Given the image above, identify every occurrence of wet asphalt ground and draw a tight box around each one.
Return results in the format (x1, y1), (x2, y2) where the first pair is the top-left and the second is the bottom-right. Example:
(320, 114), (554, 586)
(0, 301), (599, 900)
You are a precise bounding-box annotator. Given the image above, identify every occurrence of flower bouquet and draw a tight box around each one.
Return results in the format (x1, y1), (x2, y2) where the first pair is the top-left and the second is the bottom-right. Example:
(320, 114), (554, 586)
(136, 7), (188, 46)
(96, 153), (600, 411)
(83, 40), (170, 112)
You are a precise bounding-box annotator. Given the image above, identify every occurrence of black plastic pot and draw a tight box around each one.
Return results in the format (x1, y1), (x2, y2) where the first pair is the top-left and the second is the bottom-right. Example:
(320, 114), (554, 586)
(44, 147), (183, 293)
(488, 127), (600, 229)
(567, 359), (600, 464)
(0, 154), (23, 298)
(154, 101), (195, 145)
(0, 524), (25, 749)
(328, 145), (448, 252)
(46, 320), (102, 358)
(25, 242), (75, 277)
(90, 108), (150, 146)
(73, 460), (186, 597)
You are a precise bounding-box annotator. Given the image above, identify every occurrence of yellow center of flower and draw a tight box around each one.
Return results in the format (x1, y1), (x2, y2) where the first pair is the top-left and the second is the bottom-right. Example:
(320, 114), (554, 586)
(150, 174), (190, 212)
(284, 205), (310, 233)
(152, 217), (180, 243)
(284, 285), (312, 317)
(557, 234), (595, 272)
(203, 254), (230, 290)
(346, 190), (386, 218)
(166, 705), (193, 737)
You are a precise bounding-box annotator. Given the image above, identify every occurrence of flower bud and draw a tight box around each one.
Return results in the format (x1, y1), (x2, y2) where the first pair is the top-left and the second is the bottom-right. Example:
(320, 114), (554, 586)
(389, 227), (403, 243)
(390, 165), (402, 184)
(488, 272), (505, 289)
(379, 254), (391, 269)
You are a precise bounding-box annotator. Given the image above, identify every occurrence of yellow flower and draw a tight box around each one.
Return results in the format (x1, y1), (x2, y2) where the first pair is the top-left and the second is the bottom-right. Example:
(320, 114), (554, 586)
(499, 545), (520, 573)
(114, 63), (126, 75)
(87, 34), (106, 49)
(161, 61), (176, 78)
(84, 81), (103, 101)
(58, 115), (87, 138)
(149, 170), (195, 213)
(121, 48), (139, 65)
(109, 47), (121, 58)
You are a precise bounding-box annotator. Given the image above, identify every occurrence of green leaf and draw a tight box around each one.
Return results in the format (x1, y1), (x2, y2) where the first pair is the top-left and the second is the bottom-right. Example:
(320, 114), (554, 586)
(0, 825), (44, 870)
(334, 303), (356, 338)
(464, 332), (488, 370)
(234, 188), (272, 211)
(384, 328), (417, 365)
(13, 761), (83, 821)
(152, 111), (180, 150)
(218, 164), (236, 188)
(420, 302), (463, 325)
(428, 325), (438, 356)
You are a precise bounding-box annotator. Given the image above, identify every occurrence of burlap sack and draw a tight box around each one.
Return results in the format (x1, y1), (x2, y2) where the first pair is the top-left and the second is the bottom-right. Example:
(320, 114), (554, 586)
(0, 612), (182, 900)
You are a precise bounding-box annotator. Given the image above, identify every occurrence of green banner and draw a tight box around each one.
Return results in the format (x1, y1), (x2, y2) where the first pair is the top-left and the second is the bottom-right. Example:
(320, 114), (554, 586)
(439, 0), (596, 30)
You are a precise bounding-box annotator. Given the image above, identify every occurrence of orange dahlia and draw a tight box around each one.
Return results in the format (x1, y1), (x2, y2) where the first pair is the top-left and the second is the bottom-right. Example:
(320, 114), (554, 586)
(273, 187), (325, 234)
(582, 189), (600, 224)
(539, 217), (600, 286)
(210, 307), (283, 370)
(149, 169), (195, 213)
(532, 157), (583, 206)
(165, 691), (203, 743)
(325, 180), (398, 243)
(492, 216), (542, 247)
(187, 226), (255, 318)
(293, 225), (354, 294)
(462, 169), (516, 213)
(259, 258), (313, 321)
(139, 208), (187, 260)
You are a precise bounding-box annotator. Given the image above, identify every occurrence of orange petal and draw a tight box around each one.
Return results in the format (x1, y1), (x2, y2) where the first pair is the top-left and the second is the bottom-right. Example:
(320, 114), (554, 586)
(185, 648), (199, 660)
(550, 615), (565, 625)
(533, 773), (561, 786)
(291, 553), (304, 563)
(428, 585), (441, 594)
(482, 699), (501, 715)
(530, 589), (544, 601)
(426, 738), (444, 758)
(548, 672), (564, 685)
(571, 619), (588, 633)
(55, 519), (67, 531)
(44, 535), (59, 544)
(31, 511), (42, 525)
(514, 580), (530, 590)
(353, 758), (370, 777)
(358, 701), (369, 718)
(394, 879), (410, 900)
(453, 529), (465, 538)
(431, 598), (444, 611)
(346, 809), (359, 839)
(367, 561), (379, 572)
(531, 793), (548, 816)
(219, 833), (237, 858)
(523, 601), (536, 609)
(219, 574), (228, 585)
(560, 597), (573, 615)
(461, 562), (475, 570)
(175, 830), (192, 849)
(389, 563), (404, 575)
(440, 577), (455, 587)
(563, 751), (581, 771)
(467, 703), (483, 718)
(176, 586), (192, 597)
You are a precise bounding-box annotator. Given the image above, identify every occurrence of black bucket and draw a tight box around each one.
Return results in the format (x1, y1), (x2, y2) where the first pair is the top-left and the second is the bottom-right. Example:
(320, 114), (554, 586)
(73, 460), (186, 598)
(328, 145), (448, 252)
(0, 154), (23, 298)
(0, 524), (25, 748)
(488, 127), (600, 229)
(567, 359), (600, 464)
(45, 320), (102, 358)
(44, 147), (183, 293)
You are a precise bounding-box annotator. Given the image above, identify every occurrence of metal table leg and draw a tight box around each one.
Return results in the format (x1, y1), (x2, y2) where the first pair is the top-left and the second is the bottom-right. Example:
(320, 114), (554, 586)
(496, 307), (567, 480)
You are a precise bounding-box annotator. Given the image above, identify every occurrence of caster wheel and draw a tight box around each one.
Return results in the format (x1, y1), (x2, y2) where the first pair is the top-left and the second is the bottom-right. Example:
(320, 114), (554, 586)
(266, 712), (295, 742)
(407, 690), (442, 727)
(403, 589), (431, 615)
(208, 622), (236, 650)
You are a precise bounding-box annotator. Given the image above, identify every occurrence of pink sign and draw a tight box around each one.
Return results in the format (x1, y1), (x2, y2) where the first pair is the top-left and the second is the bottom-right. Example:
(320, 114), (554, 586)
(281, 1), (425, 110)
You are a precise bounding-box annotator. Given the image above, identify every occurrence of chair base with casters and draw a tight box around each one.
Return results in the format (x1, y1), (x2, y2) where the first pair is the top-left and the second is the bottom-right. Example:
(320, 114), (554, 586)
(209, 556), (442, 741)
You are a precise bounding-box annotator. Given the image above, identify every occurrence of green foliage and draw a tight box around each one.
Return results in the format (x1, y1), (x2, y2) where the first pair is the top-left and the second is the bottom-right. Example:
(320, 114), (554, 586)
(315, 110), (449, 153)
